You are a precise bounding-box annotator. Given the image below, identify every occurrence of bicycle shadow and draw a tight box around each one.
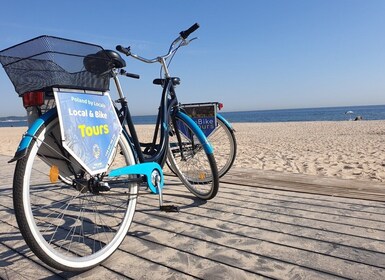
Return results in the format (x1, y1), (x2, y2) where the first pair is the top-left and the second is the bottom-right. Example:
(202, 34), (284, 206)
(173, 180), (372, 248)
(0, 210), (112, 279)
(0, 230), (29, 268)
(171, 193), (207, 210)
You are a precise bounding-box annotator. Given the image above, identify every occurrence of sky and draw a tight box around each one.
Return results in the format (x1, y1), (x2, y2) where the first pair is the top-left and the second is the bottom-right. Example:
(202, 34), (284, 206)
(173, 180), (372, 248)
(0, 0), (384, 117)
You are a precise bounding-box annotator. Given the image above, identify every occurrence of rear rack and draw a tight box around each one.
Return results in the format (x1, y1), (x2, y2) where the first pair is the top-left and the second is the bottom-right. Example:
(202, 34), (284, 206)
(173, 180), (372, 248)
(0, 35), (112, 95)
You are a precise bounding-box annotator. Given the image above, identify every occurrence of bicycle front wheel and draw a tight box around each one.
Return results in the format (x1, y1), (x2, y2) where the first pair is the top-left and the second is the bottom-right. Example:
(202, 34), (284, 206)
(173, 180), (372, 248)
(13, 115), (138, 272)
(206, 116), (237, 177)
(167, 116), (237, 178)
(167, 114), (219, 200)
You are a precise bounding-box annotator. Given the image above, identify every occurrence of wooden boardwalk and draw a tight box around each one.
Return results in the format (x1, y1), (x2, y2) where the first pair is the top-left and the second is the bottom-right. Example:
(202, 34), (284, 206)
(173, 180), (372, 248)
(1, 154), (385, 279)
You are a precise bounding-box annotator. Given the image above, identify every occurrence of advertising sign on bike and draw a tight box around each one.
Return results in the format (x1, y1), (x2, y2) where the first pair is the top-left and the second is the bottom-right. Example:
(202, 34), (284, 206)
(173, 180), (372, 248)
(180, 103), (217, 138)
(54, 89), (122, 175)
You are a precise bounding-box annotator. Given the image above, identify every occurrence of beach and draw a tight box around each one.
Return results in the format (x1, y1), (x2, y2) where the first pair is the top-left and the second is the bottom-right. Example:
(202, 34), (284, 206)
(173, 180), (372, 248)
(231, 120), (385, 183)
(1, 121), (385, 279)
(1, 120), (385, 183)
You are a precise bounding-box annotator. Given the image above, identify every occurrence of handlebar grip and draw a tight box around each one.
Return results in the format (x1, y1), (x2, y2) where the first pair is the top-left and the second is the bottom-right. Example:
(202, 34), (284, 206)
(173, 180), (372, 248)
(119, 69), (140, 79)
(180, 23), (200, 39)
(125, 72), (140, 79)
(116, 45), (131, 56)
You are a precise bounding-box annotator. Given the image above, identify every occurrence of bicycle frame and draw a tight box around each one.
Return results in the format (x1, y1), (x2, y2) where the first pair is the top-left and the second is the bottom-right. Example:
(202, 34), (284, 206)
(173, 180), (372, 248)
(112, 71), (177, 165)
(112, 72), (213, 166)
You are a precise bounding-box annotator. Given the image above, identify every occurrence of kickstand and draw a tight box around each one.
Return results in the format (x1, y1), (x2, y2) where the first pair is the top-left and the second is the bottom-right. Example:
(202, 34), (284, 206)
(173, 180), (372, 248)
(156, 180), (179, 213)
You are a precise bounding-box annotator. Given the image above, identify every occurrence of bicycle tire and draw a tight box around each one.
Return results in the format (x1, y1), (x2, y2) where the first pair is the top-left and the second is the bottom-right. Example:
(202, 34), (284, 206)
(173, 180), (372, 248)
(167, 114), (219, 200)
(208, 116), (237, 177)
(167, 116), (236, 178)
(13, 115), (138, 272)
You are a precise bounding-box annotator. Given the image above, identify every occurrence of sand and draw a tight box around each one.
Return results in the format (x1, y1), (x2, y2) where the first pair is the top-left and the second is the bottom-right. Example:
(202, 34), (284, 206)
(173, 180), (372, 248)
(231, 121), (385, 182)
(1, 120), (385, 183)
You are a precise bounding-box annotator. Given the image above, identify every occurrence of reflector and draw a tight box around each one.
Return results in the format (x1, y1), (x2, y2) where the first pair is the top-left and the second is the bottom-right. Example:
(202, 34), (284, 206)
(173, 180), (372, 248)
(22, 91), (44, 108)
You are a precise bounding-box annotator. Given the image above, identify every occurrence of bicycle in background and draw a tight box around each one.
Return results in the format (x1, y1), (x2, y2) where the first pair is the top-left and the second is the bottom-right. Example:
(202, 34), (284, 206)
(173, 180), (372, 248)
(167, 102), (237, 178)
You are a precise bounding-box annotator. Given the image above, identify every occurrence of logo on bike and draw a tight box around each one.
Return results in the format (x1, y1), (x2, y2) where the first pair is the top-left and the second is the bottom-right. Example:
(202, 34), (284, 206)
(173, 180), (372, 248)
(93, 144), (101, 159)
(181, 103), (217, 137)
(54, 89), (122, 175)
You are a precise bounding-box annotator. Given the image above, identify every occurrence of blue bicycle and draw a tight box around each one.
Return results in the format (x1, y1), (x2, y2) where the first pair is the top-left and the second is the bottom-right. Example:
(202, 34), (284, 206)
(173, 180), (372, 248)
(0, 24), (219, 272)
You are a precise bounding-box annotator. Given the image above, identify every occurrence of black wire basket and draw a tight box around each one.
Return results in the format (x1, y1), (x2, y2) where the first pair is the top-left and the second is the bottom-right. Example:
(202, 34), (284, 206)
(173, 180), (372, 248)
(0, 35), (111, 95)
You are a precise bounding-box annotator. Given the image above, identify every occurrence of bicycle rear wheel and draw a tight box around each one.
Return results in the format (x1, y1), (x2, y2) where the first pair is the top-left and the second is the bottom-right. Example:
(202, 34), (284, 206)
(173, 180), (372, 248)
(167, 114), (219, 200)
(13, 115), (138, 272)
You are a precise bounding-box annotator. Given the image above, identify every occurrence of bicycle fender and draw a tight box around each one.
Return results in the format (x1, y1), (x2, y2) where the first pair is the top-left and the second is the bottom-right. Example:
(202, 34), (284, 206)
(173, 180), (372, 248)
(108, 162), (164, 194)
(217, 113), (234, 131)
(176, 111), (214, 154)
(9, 108), (57, 163)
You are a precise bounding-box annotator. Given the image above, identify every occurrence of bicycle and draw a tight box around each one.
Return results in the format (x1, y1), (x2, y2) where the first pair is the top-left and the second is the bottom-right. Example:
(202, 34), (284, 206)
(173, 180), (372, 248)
(167, 102), (237, 178)
(0, 23), (219, 272)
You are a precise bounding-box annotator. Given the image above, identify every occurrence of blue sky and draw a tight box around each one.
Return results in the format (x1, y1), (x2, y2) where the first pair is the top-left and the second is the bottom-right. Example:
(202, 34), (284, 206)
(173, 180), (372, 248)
(0, 0), (384, 116)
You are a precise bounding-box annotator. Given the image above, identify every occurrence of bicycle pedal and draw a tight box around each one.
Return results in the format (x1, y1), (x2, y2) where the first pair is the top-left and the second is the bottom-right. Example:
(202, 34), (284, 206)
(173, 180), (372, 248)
(160, 205), (179, 212)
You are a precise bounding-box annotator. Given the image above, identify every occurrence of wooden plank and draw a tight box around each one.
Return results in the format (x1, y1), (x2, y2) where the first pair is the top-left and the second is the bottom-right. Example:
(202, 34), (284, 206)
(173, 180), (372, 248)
(0, 156), (14, 187)
(222, 168), (385, 201)
(137, 185), (385, 273)
(0, 221), (57, 279)
(1, 154), (385, 279)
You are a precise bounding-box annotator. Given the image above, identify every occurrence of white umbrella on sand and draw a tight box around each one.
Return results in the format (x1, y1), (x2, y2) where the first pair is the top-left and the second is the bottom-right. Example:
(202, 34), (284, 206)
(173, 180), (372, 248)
(345, 110), (354, 120)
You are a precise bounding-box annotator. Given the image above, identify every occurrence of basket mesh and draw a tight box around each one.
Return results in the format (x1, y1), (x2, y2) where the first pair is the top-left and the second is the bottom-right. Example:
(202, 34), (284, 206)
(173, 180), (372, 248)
(0, 36), (111, 95)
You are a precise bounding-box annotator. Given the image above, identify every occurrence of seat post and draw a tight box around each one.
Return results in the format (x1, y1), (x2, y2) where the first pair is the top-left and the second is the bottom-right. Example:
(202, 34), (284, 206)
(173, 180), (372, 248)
(111, 70), (125, 99)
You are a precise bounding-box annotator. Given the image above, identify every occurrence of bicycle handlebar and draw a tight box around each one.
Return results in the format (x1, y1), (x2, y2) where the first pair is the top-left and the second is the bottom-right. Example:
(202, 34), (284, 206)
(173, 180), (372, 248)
(116, 45), (130, 56)
(180, 23), (200, 39)
(119, 69), (140, 79)
(116, 23), (200, 64)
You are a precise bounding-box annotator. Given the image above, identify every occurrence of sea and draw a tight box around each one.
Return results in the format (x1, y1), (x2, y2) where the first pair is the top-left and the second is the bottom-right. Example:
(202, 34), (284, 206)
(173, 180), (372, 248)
(1, 104), (385, 127)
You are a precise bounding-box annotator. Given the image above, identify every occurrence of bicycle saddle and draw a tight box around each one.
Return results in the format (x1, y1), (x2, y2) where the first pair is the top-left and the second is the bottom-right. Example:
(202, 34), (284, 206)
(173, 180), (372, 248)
(84, 50), (126, 75)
